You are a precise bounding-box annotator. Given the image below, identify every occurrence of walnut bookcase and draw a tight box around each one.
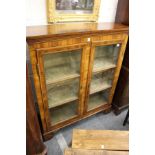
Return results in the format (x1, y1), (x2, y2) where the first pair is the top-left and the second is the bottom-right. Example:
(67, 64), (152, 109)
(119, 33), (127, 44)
(26, 22), (128, 140)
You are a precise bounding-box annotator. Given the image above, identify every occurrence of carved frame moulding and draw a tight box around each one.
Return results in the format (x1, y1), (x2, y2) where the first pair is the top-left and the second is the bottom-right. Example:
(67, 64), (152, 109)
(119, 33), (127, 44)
(47, 0), (101, 23)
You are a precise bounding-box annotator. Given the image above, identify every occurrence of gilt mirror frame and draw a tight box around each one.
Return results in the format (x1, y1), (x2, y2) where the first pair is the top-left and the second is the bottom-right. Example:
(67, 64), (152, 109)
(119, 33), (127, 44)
(47, 0), (101, 23)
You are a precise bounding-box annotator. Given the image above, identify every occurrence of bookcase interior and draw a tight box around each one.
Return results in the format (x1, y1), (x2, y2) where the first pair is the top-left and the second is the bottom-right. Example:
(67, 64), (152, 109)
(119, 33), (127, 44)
(50, 101), (78, 125)
(43, 49), (81, 84)
(42, 44), (120, 124)
(88, 90), (109, 110)
(90, 69), (114, 94)
(86, 44), (120, 111)
(27, 22), (128, 139)
(93, 44), (120, 72)
(47, 79), (79, 108)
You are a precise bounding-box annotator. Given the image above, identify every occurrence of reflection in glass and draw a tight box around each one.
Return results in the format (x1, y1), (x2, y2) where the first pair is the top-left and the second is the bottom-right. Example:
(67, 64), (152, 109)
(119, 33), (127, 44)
(47, 79), (79, 108)
(43, 50), (81, 84)
(93, 44), (120, 72)
(42, 49), (81, 125)
(87, 44), (121, 111)
(50, 101), (78, 125)
(56, 0), (94, 14)
(88, 90), (109, 110)
(90, 70), (114, 94)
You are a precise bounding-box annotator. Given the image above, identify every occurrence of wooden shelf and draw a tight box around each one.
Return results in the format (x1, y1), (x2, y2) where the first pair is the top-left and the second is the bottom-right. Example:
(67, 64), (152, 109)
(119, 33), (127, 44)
(50, 101), (77, 125)
(47, 80), (79, 108)
(90, 82), (111, 95)
(93, 45), (119, 73)
(43, 49), (81, 85)
(93, 57), (116, 73)
(45, 65), (80, 85)
(90, 71), (114, 95)
(27, 22), (129, 139)
(88, 91), (109, 110)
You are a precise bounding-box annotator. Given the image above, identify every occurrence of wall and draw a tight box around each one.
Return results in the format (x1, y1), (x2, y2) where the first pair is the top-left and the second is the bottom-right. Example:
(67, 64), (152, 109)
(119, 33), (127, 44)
(26, 0), (118, 26)
(98, 0), (118, 22)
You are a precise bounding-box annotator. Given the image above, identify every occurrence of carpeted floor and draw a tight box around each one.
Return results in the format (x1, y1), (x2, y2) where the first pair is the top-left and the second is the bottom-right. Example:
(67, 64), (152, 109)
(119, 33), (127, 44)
(44, 109), (129, 155)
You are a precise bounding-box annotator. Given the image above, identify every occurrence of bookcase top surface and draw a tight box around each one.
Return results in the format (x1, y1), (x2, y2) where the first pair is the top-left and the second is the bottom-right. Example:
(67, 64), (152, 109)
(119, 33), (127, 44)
(26, 22), (128, 40)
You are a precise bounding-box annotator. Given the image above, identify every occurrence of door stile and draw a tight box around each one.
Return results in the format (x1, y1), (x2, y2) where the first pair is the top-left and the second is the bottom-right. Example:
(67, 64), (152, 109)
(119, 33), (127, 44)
(84, 35), (128, 113)
(108, 35), (128, 104)
(79, 44), (91, 115)
(29, 46), (48, 132)
(37, 51), (53, 130)
(84, 42), (95, 113)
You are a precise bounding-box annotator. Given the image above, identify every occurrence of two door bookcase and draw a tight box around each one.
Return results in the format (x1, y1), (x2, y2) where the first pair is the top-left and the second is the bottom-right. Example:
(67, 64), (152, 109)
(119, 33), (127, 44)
(26, 22), (128, 140)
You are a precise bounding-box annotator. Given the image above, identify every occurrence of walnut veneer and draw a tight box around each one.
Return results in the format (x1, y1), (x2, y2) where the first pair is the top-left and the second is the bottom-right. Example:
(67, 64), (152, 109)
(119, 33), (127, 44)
(26, 22), (128, 140)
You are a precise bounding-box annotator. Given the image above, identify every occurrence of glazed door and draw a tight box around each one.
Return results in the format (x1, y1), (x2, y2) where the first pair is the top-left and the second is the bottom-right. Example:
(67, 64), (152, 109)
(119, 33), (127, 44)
(36, 43), (88, 129)
(85, 39), (127, 113)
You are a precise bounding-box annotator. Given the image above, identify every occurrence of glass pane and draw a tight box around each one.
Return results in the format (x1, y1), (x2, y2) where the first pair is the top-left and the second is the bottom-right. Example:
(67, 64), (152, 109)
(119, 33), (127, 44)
(88, 90), (109, 110)
(55, 0), (94, 14)
(49, 101), (78, 125)
(43, 50), (81, 84)
(47, 79), (79, 108)
(87, 44), (120, 111)
(43, 49), (82, 125)
(93, 44), (120, 72)
(90, 69), (114, 94)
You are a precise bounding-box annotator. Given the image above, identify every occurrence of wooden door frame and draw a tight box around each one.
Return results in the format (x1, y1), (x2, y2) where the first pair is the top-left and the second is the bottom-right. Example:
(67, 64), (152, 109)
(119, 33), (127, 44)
(84, 35), (128, 113)
(36, 43), (89, 131)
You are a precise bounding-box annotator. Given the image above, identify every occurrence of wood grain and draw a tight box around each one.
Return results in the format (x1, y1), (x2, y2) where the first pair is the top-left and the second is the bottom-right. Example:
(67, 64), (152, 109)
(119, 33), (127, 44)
(115, 0), (129, 25)
(65, 149), (129, 155)
(43, 104), (111, 140)
(108, 35), (128, 104)
(28, 46), (49, 132)
(72, 129), (129, 151)
(26, 22), (128, 41)
(27, 22), (129, 140)
(37, 43), (89, 125)
(26, 64), (47, 155)
(84, 34), (128, 113)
